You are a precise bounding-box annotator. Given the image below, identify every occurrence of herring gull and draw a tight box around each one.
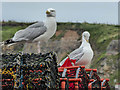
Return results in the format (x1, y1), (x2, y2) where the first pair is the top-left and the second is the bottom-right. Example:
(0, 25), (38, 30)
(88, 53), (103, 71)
(59, 31), (94, 66)
(4, 8), (57, 53)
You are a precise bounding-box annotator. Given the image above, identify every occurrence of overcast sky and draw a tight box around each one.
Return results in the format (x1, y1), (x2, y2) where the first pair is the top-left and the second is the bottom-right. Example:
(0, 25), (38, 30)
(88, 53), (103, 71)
(2, 2), (118, 24)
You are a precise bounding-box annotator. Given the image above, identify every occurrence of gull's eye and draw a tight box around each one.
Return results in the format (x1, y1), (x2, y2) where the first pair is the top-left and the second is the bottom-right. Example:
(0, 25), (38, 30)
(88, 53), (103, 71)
(51, 10), (54, 12)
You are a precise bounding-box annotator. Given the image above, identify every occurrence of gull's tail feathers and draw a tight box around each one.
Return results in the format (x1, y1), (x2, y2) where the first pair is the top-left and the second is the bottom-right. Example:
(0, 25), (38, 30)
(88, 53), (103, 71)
(0, 39), (16, 48)
(4, 39), (15, 45)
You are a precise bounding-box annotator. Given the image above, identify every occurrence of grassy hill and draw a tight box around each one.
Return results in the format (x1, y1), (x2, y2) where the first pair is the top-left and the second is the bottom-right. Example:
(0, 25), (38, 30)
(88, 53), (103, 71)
(1, 21), (120, 87)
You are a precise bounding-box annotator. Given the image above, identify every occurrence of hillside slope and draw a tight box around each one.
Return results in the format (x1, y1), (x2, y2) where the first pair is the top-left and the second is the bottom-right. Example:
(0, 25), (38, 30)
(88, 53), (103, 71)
(1, 21), (119, 87)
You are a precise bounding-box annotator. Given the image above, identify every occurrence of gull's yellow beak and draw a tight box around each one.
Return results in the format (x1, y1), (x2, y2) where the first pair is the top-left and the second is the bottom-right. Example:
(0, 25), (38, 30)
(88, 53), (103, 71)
(82, 36), (89, 42)
(46, 10), (50, 14)
(86, 39), (89, 42)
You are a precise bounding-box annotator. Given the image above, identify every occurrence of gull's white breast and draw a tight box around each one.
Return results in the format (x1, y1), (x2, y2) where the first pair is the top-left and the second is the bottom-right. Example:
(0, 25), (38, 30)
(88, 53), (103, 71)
(75, 44), (93, 65)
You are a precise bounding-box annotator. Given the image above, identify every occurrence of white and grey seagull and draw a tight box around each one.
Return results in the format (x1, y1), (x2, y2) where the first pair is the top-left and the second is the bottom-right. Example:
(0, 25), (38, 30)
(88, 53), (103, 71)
(4, 8), (57, 53)
(59, 31), (94, 66)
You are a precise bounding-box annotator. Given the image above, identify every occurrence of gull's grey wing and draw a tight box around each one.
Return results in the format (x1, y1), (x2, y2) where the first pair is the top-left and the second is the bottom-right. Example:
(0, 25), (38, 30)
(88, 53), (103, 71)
(12, 29), (27, 41)
(27, 22), (44, 28)
(12, 22), (47, 42)
(69, 46), (83, 58)
(72, 52), (84, 61)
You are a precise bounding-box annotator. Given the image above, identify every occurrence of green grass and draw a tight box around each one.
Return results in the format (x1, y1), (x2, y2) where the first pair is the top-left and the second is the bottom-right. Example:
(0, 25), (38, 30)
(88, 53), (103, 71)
(79, 23), (119, 52)
(1, 25), (28, 41)
(90, 52), (106, 68)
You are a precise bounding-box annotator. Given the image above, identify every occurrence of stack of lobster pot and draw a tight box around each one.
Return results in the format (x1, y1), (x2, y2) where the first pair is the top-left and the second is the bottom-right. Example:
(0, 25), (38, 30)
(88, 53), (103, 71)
(1, 52), (60, 89)
(58, 64), (110, 90)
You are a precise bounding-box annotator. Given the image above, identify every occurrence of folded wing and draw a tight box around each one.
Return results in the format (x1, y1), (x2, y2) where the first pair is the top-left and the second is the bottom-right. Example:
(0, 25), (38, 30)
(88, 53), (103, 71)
(12, 22), (47, 42)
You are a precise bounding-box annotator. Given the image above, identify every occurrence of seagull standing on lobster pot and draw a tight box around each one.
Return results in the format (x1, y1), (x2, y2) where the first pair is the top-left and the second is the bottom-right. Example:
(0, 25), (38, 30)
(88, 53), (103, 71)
(4, 8), (57, 53)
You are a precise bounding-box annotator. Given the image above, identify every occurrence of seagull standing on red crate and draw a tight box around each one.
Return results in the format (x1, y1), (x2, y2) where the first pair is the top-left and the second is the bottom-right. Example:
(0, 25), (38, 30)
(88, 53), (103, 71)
(59, 31), (94, 67)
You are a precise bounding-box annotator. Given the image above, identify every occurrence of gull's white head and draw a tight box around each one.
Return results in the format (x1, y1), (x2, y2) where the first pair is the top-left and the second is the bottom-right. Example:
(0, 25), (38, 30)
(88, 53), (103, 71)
(46, 8), (56, 17)
(82, 31), (90, 42)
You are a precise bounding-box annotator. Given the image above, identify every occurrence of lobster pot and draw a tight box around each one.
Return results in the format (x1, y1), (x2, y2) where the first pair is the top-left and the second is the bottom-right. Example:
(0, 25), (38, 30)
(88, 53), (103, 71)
(58, 66), (110, 90)
(1, 52), (60, 89)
